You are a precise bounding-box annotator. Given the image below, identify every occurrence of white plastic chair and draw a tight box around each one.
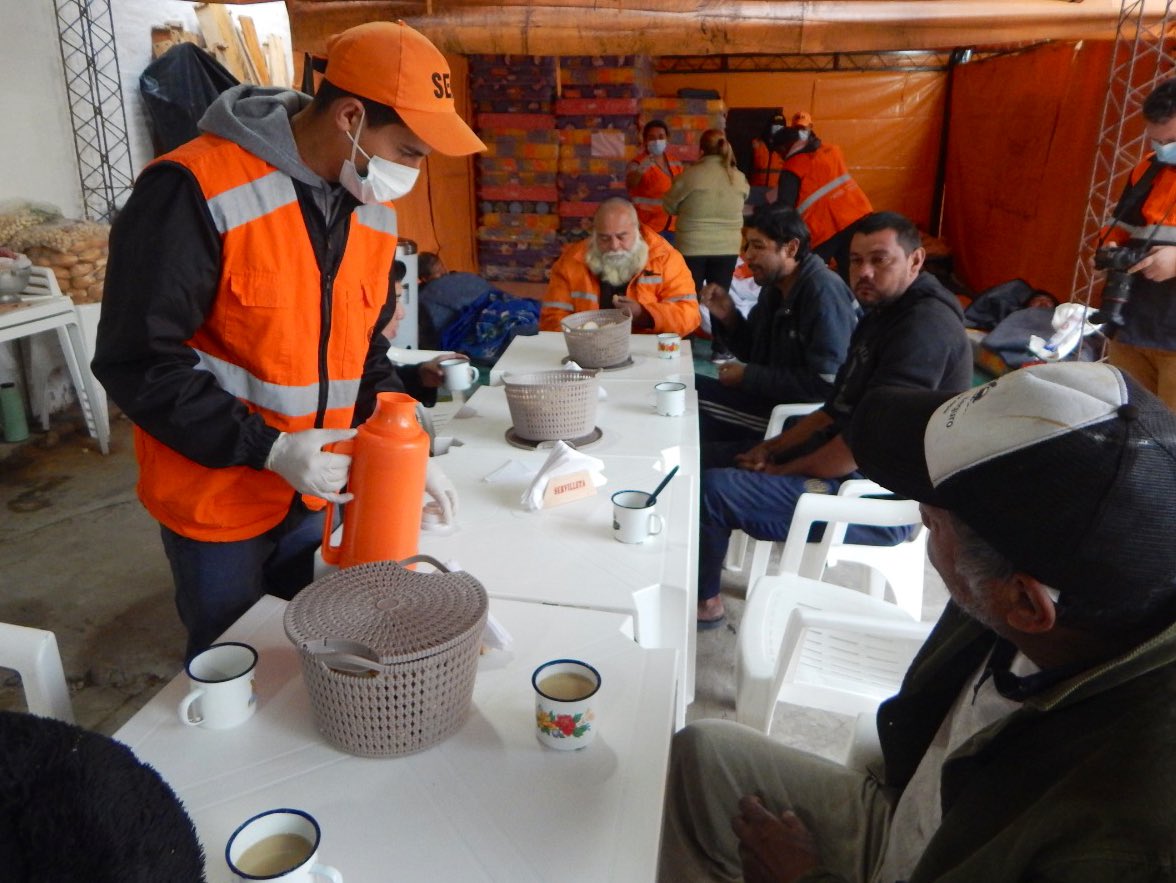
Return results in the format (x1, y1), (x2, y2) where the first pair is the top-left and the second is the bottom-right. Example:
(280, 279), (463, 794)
(0, 623), (74, 722)
(0, 266), (109, 453)
(735, 571), (931, 731)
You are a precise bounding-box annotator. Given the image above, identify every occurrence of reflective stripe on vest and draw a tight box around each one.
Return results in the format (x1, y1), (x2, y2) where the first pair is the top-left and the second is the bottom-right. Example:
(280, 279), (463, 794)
(353, 203), (398, 236)
(571, 290), (600, 306)
(1118, 222), (1176, 247)
(207, 171), (297, 234)
(638, 275), (663, 284)
(797, 173), (852, 216)
(192, 349), (361, 418)
(632, 196), (663, 206)
(543, 300), (574, 312)
(665, 293), (698, 303)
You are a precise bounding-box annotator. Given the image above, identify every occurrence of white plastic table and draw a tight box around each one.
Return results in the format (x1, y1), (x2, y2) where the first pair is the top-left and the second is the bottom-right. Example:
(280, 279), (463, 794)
(489, 330), (694, 386)
(115, 595), (677, 883)
(416, 442), (696, 725)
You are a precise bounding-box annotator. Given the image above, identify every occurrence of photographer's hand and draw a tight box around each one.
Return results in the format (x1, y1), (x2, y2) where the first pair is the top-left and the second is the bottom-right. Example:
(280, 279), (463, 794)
(1130, 245), (1176, 282)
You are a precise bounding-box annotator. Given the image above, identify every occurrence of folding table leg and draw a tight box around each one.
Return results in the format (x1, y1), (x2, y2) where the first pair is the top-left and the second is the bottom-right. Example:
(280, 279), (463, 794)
(54, 321), (109, 454)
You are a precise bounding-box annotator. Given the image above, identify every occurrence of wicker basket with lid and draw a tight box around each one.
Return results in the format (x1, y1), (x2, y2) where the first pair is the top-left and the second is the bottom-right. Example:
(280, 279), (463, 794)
(284, 557), (488, 757)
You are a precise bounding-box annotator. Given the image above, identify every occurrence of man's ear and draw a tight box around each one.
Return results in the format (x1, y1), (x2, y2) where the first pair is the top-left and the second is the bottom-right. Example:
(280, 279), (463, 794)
(907, 246), (926, 276)
(333, 96), (365, 134)
(1004, 574), (1058, 635)
(784, 238), (801, 260)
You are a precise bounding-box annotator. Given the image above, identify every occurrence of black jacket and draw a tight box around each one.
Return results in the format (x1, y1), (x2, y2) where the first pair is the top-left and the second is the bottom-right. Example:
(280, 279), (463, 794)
(824, 272), (972, 434)
(726, 252), (859, 405)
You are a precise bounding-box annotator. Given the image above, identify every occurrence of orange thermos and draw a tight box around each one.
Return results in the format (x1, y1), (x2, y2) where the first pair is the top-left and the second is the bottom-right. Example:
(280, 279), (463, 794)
(321, 392), (429, 568)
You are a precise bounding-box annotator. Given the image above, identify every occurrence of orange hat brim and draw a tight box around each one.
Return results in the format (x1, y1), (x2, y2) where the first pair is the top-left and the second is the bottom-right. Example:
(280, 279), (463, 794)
(398, 106), (486, 156)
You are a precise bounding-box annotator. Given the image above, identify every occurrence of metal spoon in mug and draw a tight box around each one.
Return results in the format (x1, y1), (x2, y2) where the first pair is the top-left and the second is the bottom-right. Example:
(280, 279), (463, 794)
(647, 465), (679, 507)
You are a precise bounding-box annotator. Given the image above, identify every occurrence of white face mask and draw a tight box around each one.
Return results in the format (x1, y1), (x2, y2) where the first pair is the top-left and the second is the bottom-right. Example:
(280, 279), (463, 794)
(1151, 139), (1176, 165)
(340, 112), (421, 204)
(647, 139), (668, 157)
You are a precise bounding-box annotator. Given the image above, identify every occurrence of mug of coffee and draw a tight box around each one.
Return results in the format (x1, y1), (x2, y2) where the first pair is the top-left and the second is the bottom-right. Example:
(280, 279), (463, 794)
(177, 642), (257, 730)
(532, 659), (601, 751)
(611, 490), (664, 544)
(656, 332), (681, 359)
(226, 808), (342, 882)
(440, 357), (478, 392)
(654, 381), (687, 418)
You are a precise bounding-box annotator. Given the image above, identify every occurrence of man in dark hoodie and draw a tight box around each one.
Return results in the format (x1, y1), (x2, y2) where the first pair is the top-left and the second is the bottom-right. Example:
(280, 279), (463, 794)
(697, 212), (971, 628)
(94, 22), (484, 660)
(697, 202), (859, 447)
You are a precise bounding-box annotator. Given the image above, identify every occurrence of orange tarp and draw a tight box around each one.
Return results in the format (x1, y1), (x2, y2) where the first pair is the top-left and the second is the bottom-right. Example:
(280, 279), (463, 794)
(655, 70), (946, 228)
(942, 40), (1113, 299)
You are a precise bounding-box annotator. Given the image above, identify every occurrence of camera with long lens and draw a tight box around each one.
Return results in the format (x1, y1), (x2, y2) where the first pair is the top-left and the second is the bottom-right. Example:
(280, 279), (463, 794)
(1092, 244), (1147, 330)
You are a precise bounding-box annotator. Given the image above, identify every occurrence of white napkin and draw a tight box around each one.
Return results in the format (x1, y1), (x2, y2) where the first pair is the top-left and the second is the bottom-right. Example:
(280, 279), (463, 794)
(443, 557), (514, 650)
(520, 440), (607, 511)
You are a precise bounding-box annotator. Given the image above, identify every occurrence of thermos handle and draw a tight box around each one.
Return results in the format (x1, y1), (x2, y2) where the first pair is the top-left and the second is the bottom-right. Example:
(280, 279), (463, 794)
(320, 438), (356, 567)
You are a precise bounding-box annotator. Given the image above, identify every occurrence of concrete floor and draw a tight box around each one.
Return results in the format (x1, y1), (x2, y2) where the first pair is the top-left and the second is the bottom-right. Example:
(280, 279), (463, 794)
(0, 402), (948, 761)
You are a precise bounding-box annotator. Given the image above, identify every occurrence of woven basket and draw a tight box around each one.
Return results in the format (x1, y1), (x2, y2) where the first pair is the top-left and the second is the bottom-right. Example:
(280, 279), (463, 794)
(503, 370), (599, 441)
(561, 309), (632, 368)
(284, 557), (488, 758)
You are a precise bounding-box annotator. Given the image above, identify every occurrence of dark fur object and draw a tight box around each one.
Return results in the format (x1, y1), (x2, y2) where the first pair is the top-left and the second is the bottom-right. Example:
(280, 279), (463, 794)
(0, 711), (205, 881)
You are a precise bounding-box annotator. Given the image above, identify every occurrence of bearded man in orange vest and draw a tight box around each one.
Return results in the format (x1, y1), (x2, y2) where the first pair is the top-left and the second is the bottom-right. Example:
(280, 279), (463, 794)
(771, 120), (872, 283)
(94, 23), (485, 660)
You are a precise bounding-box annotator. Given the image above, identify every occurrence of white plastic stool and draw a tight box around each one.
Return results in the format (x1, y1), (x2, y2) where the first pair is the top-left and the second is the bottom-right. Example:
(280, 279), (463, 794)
(0, 622), (74, 722)
(0, 267), (108, 453)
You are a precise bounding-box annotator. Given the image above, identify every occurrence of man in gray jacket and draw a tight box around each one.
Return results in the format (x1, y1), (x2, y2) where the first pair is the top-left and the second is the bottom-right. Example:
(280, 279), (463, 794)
(662, 361), (1176, 882)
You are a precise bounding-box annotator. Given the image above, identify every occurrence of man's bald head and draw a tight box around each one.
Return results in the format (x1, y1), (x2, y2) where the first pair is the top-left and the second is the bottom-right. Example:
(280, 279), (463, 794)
(593, 198), (640, 254)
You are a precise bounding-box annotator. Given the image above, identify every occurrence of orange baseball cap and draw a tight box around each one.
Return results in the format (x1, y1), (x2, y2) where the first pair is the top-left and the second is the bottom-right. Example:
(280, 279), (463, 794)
(323, 21), (485, 156)
(792, 111), (813, 128)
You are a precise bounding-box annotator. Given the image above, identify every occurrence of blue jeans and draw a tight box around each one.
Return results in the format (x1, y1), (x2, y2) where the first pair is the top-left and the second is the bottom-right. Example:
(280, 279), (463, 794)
(160, 500), (327, 660)
(699, 465), (912, 602)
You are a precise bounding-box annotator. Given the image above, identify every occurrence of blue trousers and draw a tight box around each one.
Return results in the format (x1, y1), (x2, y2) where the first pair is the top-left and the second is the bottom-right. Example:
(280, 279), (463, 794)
(699, 463), (912, 602)
(160, 500), (327, 660)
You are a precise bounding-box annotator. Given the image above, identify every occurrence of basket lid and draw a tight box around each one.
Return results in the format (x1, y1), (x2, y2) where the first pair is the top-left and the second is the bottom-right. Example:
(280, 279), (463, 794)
(284, 557), (488, 666)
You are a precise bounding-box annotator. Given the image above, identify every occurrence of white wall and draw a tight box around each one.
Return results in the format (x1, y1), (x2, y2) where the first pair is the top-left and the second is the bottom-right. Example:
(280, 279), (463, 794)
(0, 0), (290, 221)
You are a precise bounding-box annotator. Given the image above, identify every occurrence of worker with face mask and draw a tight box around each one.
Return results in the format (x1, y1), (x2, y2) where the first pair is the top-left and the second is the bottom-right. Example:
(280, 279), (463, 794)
(94, 22), (484, 661)
(627, 119), (684, 243)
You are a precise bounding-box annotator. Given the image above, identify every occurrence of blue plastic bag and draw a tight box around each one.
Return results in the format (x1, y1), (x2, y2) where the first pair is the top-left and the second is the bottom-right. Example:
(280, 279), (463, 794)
(439, 289), (540, 365)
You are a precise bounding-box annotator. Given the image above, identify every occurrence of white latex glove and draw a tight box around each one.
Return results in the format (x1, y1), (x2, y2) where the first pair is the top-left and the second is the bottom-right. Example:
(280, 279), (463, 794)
(264, 428), (357, 503)
(425, 458), (459, 523)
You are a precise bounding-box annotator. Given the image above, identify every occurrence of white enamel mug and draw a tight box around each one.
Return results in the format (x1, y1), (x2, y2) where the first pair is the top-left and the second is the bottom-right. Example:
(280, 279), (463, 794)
(654, 381), (687, 417)
(177, 642), (257, 730)
(226, 808), (343, 882)
(533, 659), (601, 751)
(440, 357), (479, 392)
(611, 489), (664, 544)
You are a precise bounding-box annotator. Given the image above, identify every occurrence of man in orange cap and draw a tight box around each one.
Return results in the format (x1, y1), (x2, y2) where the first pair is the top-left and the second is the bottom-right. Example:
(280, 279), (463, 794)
(95, 21), (483, 660)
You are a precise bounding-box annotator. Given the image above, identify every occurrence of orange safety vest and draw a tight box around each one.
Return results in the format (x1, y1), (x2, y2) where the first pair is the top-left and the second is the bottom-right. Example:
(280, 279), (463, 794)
(748, 138), (781, 188)
(627, 150), (684, 233)
(1104, 154), (1176, 248)
(781, 143), (872, 249)
(136, 134), (398, 541)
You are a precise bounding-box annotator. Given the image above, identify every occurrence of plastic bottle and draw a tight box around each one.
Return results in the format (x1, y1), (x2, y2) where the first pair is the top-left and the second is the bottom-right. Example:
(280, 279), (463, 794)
(321, 392), (429, 569)
(0, 382), (29, 443)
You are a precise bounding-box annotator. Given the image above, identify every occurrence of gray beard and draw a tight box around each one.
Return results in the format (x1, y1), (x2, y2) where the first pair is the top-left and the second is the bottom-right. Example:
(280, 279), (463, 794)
(586, 237), (650, 288)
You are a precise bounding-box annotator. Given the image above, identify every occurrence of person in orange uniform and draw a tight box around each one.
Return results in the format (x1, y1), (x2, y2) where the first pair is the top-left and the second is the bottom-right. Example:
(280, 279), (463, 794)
(541, 198), (700, 336)
(1100, 78), (1176, 410)
(626, 120), (684, 243)
(748, 112), (787, 189)
(93, 22), (484, 660)
(772, 119), (872, 282)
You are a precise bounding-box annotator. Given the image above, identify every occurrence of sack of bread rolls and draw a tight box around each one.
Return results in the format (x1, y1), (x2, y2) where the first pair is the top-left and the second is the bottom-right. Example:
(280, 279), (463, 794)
(10, 219), (111, 304)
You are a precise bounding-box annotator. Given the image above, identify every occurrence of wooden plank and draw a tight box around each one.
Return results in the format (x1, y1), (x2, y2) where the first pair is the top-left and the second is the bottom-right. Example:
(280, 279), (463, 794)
(194, 3), (247, 83)
(265, 34), (292, 89)
(238, 17), (271, 86)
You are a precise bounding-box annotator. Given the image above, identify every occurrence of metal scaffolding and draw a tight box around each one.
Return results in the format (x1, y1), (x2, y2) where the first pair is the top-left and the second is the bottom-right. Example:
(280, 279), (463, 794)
(53, 0), (135, 222)
(1071, 0), (1175, 306)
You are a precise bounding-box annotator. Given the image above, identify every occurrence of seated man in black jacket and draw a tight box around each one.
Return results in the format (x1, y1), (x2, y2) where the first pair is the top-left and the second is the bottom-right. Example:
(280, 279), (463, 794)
(697, 202), (858, 447)
(697, 212), (971, 628)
